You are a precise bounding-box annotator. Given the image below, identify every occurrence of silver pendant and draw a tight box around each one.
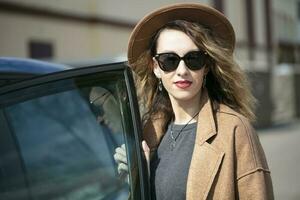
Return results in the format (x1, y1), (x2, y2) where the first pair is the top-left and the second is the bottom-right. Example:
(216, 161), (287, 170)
(170, 141), (176, 150)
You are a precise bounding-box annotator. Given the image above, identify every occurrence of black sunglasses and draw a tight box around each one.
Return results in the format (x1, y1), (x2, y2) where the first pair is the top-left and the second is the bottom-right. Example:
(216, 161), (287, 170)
(90, 92), (110, 116)
(154, 51), (208, 72)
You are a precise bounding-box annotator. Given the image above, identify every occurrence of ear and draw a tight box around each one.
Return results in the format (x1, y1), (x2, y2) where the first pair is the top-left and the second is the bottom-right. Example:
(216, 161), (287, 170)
(204, 66), (210, 76)
(152, 57), (162, 78)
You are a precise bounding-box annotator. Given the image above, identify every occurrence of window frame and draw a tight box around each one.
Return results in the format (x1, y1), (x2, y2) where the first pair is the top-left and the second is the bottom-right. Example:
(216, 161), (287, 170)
(0, 62), (150, 200)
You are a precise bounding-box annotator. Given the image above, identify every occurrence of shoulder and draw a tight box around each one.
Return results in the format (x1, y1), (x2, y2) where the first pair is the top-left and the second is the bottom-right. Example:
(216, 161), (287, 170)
(215, 103), (258, 155)
(215, 103), (270, 177)
(217, 103), (248, 121)
(214, 103), (252, 134)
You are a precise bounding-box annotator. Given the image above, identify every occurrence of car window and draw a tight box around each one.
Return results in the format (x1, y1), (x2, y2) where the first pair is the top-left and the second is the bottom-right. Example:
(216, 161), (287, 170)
(0, 67), (143, 200)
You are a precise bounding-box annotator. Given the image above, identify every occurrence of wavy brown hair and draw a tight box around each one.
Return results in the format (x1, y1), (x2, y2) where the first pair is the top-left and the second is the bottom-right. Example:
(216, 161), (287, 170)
(130, 20), (256, 132)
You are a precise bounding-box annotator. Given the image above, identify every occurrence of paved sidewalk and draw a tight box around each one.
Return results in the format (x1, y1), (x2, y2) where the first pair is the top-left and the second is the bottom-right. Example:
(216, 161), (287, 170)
(258, 120), (300, 200)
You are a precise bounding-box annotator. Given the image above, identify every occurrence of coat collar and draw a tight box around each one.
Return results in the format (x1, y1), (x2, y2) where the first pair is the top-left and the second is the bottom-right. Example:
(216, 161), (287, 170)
(195, 88), (218, 145)
(187, 89), (225, 200)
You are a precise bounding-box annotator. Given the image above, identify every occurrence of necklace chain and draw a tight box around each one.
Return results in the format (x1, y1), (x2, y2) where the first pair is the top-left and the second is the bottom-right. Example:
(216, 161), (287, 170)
(170, 111), (200, 150)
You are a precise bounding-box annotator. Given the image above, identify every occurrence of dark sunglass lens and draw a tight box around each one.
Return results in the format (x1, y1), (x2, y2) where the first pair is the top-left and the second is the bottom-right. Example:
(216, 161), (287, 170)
(90, 103), (103, 116)
(157, 53), (179, 71)
(185, 51), (206, 70)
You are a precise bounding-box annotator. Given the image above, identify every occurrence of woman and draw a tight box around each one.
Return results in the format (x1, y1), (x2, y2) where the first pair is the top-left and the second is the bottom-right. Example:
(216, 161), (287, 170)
(116, 3), (273, 199)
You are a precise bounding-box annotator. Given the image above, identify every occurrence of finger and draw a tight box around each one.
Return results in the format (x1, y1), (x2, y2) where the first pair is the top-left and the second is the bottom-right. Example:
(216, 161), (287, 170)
(142, 140), (150, 177)
(115, 147), (126, 157)
(121, 144), (125, 149)
(142, 140), (150, 164)
(114, 152), (127, 164)
(118, 163), (129, 174)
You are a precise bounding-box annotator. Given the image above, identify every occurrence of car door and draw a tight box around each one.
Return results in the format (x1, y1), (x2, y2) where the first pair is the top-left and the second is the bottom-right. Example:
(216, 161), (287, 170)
(0, 62), (150, 200)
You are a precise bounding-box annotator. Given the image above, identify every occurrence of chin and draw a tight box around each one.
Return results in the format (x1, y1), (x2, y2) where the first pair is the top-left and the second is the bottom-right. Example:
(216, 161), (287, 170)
(172, 93), (199, 102)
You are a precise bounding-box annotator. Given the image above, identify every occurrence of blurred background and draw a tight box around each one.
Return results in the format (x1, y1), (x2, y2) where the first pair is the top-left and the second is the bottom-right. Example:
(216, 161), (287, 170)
(0, 0), (299, 199)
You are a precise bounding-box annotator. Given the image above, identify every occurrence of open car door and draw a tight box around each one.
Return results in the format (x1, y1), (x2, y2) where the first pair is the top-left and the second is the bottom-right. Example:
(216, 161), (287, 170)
(0, 62), (149, 200)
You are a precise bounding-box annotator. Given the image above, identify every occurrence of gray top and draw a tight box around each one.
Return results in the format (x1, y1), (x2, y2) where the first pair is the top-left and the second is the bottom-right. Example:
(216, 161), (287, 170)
(150, 122), (197, 200)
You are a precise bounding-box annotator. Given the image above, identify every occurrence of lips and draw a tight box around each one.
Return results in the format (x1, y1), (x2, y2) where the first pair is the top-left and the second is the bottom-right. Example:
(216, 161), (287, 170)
(174, 80), (192, 89)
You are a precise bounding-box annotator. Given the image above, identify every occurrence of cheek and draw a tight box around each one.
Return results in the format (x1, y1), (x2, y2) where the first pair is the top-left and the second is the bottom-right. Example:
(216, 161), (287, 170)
(160, 73), (175, 89)
(192, 72), (205, 88)
(161, 74), (171, 85)
(152, 59), (161, 78)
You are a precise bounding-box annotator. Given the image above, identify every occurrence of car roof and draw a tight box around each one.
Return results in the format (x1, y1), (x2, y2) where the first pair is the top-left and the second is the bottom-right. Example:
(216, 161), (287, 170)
(0, 57), (70, 74)
(0, 57), (71, 87)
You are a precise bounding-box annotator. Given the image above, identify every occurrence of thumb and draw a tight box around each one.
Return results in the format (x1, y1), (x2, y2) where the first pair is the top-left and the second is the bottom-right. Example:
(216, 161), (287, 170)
(142, 140), (150, 175)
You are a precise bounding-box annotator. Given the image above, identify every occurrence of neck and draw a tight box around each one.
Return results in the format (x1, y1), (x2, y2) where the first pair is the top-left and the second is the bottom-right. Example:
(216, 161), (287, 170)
(169, 91), (202, 125)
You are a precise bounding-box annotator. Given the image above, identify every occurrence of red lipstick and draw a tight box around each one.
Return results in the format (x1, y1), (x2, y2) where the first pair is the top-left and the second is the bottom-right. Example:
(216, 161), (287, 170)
(175, 80), (192, 89)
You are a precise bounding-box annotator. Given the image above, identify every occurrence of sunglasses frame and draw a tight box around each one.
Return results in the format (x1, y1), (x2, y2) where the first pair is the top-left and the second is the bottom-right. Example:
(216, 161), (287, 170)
(154, 50), (208, 72)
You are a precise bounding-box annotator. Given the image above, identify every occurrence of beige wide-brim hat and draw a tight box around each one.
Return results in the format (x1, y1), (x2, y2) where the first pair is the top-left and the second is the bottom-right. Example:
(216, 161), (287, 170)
(127, 3), (235, 66)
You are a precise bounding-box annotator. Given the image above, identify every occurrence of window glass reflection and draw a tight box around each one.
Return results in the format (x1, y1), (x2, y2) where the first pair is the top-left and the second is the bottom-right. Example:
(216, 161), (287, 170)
(0, 85), (129, 200)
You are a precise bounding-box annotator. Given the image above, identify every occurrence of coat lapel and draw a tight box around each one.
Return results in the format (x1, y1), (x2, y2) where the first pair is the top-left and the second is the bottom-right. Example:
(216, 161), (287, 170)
(186, 90), (225, 200)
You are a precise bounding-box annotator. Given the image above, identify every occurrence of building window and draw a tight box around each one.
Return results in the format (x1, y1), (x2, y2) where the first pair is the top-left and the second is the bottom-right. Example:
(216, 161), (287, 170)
(298, 1), (300, 20)
(213, 0), (224, 13)
(29, 40), (54, 59)
(278, 42), (295, 63)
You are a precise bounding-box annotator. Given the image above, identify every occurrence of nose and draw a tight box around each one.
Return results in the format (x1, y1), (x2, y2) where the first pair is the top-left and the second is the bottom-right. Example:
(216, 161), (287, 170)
(176, 60), (189, 76)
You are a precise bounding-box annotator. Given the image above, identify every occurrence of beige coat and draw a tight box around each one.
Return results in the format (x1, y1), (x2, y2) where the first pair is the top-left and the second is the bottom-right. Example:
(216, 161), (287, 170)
(143, 90), (274, 200)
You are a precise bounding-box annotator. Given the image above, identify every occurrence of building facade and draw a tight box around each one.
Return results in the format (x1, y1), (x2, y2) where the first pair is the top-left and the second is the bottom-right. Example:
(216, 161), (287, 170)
(0, 0), (299, 125)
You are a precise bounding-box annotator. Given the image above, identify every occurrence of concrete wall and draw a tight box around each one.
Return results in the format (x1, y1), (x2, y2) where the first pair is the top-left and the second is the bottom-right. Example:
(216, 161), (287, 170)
(0, 8), (131, 61)
(0, 0), (215, 61)
(0, 0), (99, 16)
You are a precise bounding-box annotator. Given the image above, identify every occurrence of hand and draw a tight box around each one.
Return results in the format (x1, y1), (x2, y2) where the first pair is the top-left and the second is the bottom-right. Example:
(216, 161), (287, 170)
(114, 144), (129, 182)
(114, 141), (150, 183)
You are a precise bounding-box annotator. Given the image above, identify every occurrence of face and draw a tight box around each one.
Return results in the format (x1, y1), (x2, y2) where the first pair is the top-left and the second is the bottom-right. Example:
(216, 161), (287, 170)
(153, 29), (208, 104)
(90, 88), (122, 134)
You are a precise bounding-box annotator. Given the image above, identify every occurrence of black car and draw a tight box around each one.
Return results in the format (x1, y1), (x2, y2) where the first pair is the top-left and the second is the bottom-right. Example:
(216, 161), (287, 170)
(0, 58), (149, 200)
